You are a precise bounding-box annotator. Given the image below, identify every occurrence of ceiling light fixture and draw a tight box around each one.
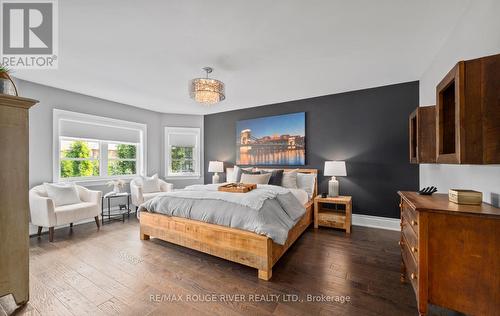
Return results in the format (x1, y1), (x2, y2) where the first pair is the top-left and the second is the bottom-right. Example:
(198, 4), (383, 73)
(189, 67), (225, 105)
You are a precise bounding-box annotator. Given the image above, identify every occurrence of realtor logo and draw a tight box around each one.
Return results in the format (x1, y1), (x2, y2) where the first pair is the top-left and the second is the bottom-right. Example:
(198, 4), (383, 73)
(1, 0), (58, 69)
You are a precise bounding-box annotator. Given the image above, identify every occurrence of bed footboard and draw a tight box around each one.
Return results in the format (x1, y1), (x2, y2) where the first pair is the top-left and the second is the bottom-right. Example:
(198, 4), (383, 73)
(140, 211), (273, 279)
(140, 198), (313, 281)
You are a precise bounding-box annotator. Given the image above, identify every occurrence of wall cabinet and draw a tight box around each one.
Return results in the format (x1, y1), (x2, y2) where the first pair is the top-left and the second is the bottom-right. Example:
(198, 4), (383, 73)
(409, 106), (436, 164)
(436, 53), (500, 164)
(0, 94), (38, 306)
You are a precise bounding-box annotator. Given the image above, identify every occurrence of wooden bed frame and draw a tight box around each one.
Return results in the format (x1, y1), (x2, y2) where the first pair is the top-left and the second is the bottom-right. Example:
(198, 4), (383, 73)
(139, 168), (317, 280)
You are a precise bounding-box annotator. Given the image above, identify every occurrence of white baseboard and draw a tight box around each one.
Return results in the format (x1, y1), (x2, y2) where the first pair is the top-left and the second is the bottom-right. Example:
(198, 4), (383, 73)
(29, 213), (400, 236)
(352, 214), (400, 231)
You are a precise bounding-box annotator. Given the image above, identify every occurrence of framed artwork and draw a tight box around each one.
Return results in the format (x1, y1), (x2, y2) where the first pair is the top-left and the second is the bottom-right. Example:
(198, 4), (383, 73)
(236, 112), (305, 165)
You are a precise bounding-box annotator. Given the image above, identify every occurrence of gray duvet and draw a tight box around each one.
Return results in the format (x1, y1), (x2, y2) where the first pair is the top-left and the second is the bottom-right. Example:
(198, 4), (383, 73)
(138, 184), (306, 245)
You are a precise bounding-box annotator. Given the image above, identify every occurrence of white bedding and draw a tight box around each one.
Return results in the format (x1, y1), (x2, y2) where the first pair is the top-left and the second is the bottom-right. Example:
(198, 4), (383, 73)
(215, 182), (309, 206)
(288, 188), (309, 205)
(171, 183), (292, 210)
(139, 184), (307, 244)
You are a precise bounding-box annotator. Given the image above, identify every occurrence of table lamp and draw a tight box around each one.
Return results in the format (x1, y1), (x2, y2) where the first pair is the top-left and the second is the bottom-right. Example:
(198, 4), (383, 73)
(208, 161), (224, 184)
(324, 161), (347, 197)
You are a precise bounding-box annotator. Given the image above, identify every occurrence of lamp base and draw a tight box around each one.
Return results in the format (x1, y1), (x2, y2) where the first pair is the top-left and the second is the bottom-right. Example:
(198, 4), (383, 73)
(328, 177), (339, 197)
(212, 173), (220, 184)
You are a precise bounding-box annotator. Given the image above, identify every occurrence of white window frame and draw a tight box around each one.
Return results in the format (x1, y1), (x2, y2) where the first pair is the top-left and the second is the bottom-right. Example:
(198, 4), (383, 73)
(59, 136), (101, 178)
(164, 127), (201, 179)
(53, 109), (147, 185)
(106, 140), (139, 177)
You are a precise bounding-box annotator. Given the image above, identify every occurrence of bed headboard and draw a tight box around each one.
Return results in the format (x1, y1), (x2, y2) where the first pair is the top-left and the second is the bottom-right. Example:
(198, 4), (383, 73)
(226, 167), (318, 198)
(290, 168), (318, 198)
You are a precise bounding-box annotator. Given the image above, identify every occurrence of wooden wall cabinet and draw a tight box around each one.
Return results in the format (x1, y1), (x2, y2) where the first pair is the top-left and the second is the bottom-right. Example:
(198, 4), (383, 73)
(0, 94), (38, 306)
(436, 53), (500, 164)
(409, 106), (436, 164)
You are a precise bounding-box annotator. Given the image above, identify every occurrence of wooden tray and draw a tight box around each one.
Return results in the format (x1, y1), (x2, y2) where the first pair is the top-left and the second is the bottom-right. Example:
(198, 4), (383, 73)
(218, 183), (256, 193)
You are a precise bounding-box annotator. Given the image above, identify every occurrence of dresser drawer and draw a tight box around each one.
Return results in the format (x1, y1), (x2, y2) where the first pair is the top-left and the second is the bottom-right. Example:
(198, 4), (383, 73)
(401, 216), (418, 263)
(401, 201), (418, 236)
(401, 235), (418, 294)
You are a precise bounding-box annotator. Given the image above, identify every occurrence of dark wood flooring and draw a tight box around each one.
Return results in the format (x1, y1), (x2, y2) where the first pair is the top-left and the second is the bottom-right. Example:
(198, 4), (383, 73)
(1, 218), (418, 315)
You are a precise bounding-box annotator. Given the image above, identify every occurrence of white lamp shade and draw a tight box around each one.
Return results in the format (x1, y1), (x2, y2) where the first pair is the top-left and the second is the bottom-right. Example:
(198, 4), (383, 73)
(324, 161), (347, 176)
(208, 161), (224, 173)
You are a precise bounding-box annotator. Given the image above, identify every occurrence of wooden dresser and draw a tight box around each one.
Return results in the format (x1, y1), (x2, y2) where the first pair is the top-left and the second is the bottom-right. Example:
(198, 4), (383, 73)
(398, 191), (500, 316)
(0, 94), (38, 306)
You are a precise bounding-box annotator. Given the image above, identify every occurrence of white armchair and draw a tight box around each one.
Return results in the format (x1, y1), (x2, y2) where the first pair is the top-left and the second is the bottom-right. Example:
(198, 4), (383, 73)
(130, 178), (173, 209)
(29, 184), (102, 242)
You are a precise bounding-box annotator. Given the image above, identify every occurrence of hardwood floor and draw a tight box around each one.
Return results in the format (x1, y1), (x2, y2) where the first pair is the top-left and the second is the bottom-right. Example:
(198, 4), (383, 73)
(1, 218), (418, 315)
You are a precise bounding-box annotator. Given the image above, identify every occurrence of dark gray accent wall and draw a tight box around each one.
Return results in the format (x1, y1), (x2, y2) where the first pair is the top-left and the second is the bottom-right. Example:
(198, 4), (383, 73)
(204, 81), (419, 219)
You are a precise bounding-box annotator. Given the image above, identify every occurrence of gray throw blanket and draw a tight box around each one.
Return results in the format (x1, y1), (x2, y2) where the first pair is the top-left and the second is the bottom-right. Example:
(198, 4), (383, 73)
(138, 184), (306, 245)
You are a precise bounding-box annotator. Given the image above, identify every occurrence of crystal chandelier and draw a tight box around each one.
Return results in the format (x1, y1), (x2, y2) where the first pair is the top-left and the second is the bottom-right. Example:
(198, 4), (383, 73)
(189, 67), (225, 105)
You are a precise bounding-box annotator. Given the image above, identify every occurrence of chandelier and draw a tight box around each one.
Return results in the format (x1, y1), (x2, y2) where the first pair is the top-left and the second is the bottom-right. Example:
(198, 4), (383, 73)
(189, 67), (225, 105)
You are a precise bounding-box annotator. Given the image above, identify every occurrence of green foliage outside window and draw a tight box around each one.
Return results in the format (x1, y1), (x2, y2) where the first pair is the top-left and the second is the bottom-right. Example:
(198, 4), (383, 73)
(171, 146), (194, 173)
(108, 144), (137, 176)
(60, 140), (138, 178)
(60, 141), (99, 178)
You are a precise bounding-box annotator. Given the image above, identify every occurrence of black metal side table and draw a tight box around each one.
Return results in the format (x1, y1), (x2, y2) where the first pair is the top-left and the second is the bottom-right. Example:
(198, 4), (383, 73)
(101, 192), (131, 225)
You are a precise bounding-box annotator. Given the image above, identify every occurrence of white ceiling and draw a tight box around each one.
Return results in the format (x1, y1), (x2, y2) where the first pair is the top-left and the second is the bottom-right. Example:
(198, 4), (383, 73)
(14, 0), (470, 115)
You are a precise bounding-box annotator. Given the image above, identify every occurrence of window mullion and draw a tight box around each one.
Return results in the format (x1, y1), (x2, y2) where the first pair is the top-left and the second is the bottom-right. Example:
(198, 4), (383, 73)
(167, 145), (172, 175)
(101, 142), (108, 177)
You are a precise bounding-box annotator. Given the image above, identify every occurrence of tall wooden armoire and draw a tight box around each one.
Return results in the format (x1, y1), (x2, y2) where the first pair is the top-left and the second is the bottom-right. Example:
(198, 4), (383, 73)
(0, 94), (38, 305)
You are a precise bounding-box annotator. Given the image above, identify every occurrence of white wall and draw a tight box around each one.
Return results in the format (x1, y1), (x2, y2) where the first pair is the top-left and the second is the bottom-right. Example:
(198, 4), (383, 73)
(419, 0), (500, 206)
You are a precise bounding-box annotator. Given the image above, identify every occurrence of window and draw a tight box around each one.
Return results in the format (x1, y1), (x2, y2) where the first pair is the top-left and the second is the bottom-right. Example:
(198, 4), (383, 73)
(108, 143), (137, 176)
(171, 146), (194, 173)
(165, 127), (201, 178)
(60, 139), (100, 178)
(53, 110), (146, 183)
(59, 138), (138, 179)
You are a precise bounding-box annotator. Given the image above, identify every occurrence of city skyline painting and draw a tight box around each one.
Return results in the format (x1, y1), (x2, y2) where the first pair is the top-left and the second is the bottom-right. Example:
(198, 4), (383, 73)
(236, 112), (305, 165)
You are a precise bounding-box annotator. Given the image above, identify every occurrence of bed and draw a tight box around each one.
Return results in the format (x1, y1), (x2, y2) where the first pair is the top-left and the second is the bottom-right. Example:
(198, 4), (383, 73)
(139, 168), (317, 280)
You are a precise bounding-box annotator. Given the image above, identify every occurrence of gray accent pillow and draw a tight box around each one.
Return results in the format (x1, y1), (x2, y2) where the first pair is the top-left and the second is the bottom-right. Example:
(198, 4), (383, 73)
(240, 173), (272, 184)
(281, 169), (299, 189)
(259, 169), (284, 186)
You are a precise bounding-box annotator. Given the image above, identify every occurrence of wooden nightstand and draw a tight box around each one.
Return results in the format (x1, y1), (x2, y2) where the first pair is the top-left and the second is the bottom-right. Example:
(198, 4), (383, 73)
(314, 196), (352, 234)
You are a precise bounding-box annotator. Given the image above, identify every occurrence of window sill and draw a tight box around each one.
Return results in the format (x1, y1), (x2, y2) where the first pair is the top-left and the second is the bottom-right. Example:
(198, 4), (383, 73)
(165, 174), (201, 180)
(56, 176), (137, 187)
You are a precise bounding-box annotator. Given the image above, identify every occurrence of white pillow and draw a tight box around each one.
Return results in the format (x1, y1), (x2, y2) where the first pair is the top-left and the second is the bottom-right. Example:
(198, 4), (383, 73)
(226, 166), (245, 183)
(240, 173), (272, 185)
(44, 182), (81, 207)
(233, 166), (244, 182)
(288, 188), (309, 205)
(281, 169), (299, 189)
(297, 173), (316, 198)
(140, 174), (160, 193)
(226, 168), (235, 182)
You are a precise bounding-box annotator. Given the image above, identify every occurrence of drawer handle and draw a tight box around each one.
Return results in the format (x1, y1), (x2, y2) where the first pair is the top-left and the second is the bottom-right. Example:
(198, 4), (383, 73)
(410, 273), (417, 280)
(411, 246), (417, 253)
(399, 203), (402, 208)
(411, 220), (418, 226)
(398, 240), (404, 246)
